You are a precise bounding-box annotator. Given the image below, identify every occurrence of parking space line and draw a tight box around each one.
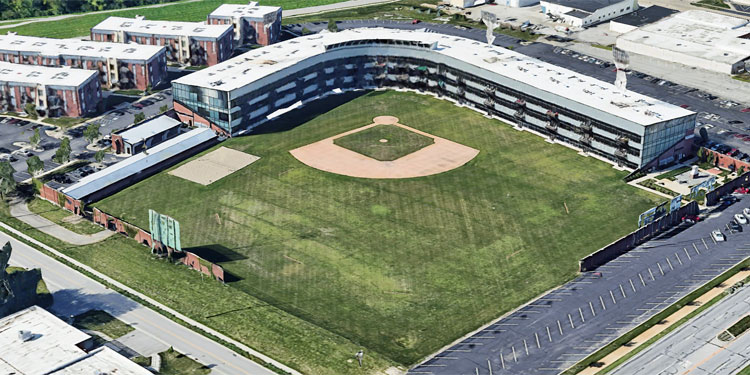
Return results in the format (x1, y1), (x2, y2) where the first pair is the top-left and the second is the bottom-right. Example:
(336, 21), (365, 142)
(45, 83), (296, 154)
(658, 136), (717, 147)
(600, 296), (606, 310)
(649, 268), (656, 280)
(703, 238), (710, 248)
(684, 248), (692, 260)
(666, 258), (674, 270)
(658, 263), (665, 275)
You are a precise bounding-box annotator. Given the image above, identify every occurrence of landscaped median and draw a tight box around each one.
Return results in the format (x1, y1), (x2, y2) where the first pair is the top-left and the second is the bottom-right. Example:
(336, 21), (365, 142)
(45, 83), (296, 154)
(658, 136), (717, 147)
(563, 260), (750, 375)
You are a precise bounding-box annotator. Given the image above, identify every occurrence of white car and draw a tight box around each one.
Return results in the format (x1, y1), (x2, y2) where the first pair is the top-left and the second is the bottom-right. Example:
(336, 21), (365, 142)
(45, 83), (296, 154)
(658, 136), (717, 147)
(712, 230), (726, 242)
(736, 214), (748, 225)
(744, 208), (750, 217)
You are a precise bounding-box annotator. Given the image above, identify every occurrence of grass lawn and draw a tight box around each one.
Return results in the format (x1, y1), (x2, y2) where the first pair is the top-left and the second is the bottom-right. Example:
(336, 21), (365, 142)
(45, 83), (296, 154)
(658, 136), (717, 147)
(94, 90), (661, 366)
(655, 166), (691, 181)
(333, 124), (434, 161)
(73, 309), (134, 339)
(728, 315), (750, 337)
(42, 117), (87, 129)
(159, 347), (210, 375)
(691, 0), (730, 8)
(27, 198), (104, 235)
(4, 0), (352, 38)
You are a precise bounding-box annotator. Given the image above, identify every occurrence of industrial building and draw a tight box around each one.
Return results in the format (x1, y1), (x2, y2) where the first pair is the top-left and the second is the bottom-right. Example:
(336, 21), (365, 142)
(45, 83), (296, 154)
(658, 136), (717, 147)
(0, 33), (167, 90)
(0, 61), (101, 117)
(0, 306), (152, 375)
(207, 2), (282, 46)
(616, 10), (750, 74)
(608, 5), (677, 34)
(172, 28), (695, 169)
(112, 115), (183, 155)
(450, 0), (540, 7)
(540, 0), (638, 27)
(91, 16), (234, 66)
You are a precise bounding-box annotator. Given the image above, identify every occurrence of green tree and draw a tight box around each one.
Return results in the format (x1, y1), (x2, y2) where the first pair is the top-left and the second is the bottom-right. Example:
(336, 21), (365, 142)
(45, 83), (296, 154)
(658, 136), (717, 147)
(739, 166), (746, 176)
(26, 155), (43, 176)
(133, 112), (145, 125)
(83, 123), (100, 144)
(159, 105), (168, 113)
(94, 149), (106, 164)
(327, 20), (338, 32)
(24, 102), (36, 119)
(29, 128), (40, 149)
(0, 161), (16, 200)
(53, 137), (71, 164)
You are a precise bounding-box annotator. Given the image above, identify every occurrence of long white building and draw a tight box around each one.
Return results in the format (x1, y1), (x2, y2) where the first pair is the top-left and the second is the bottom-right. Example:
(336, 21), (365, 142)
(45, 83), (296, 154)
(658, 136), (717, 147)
(172, 28), (696, 170)
(616, 10), (750, 74)
(540, 0), (638, 27)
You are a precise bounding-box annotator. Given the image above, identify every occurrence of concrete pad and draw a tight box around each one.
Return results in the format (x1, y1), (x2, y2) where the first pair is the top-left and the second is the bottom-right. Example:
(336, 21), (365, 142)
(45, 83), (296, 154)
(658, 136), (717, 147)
(117, 330), (169, 357)
(169, 146), (260, 185)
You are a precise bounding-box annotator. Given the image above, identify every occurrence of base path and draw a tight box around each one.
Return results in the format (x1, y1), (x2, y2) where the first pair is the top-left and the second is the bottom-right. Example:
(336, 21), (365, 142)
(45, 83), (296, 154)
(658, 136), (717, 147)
(9, 200), (114, 246)
(290, 116), (479, 179)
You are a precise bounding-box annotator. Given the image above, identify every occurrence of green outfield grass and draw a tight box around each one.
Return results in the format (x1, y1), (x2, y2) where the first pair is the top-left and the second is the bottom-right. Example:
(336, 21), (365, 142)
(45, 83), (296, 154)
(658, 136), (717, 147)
(333, 124), (434, 161)
(94, 90), (661, 366)
(4, 0), (352, 38)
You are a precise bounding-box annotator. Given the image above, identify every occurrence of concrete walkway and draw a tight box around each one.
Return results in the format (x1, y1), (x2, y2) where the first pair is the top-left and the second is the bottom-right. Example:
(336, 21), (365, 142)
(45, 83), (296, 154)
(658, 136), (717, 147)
(9, 200), (114, 245)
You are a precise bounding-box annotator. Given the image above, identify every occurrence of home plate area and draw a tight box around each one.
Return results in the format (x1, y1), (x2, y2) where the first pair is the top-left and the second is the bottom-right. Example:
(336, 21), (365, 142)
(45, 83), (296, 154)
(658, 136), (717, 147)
(169, 146), (260, 185)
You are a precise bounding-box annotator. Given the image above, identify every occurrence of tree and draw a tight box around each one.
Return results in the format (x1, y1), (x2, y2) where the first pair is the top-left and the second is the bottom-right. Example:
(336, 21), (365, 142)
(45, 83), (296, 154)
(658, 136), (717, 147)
(133, 112), (145, 125)
(327, 20), (338, 32)
(83, 123), (100, 144)
(24, 103), (36, 119)
(159, 105), (168, 113)
(94, 149), (106, 164)
(0, 161), (16, 200)
(29, 128), (40, 149)
(739, 166), (746, 176)
(699, 127), (709, 144)
(146, 84), (153, 95)
(696, 147), (705, 162)
(26, 156), (43, 176)
(53, 137), (71, 164)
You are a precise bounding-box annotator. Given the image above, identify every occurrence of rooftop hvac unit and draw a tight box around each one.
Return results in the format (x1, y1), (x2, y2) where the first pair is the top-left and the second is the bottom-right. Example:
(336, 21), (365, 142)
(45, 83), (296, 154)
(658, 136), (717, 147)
(18, 330), (33, 342)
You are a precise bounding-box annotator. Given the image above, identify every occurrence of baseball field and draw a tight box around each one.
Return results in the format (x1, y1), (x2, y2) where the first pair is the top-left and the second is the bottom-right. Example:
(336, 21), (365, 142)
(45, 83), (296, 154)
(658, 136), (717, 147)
(94, 90), (661, 368)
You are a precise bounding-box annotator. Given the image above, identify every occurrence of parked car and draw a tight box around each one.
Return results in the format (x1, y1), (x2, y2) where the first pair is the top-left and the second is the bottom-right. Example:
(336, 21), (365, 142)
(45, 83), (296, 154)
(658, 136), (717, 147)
(682, 215), (701, 224)
(712, 230), (726, 242)
(729, 221), (743, 232)
(730, 120), (744, 125)
(741, 108), (750, 113)
(411, 19), (420, 24)
(744, 207), (750, 216)
(721, 195), (739, 205)
(736, 214), (748, 224)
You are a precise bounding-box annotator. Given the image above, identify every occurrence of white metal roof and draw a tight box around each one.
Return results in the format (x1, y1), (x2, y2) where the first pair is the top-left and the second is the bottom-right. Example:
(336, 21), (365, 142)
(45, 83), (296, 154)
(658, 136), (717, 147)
(63, 127), (216, 200)
(0, 61), (97, 87)
(618, 10), (750, 66)
(173, 27), (693, 126)
(91, 16), (233, 39)
(118, 115), (182, 144)
(209, 2), (281, 19)
(51, 347), (152, 375)
(0, 306), (90, 374)
(0, 33), (165, 61)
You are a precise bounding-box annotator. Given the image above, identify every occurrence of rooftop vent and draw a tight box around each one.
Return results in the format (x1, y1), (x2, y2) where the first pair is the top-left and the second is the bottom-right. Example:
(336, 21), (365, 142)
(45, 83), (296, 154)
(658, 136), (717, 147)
(18, 330), (33, 342)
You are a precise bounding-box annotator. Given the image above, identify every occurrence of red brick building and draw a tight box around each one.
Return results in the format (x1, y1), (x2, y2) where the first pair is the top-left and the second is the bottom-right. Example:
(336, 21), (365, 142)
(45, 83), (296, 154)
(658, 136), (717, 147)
(0, 62), (101, 117)
(0, 33), (166, 91)
(91, 16), (234, 67)
(207, 2), (282, 46)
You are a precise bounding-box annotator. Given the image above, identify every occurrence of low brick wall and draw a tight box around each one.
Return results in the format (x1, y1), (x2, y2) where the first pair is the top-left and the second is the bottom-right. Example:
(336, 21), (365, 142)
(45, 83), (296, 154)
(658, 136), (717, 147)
(705, 171), (750, 206)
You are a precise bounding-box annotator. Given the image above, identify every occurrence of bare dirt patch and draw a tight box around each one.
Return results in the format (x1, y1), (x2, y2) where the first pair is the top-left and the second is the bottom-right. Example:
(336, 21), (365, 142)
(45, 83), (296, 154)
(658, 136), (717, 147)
(169, 146), (260, 185)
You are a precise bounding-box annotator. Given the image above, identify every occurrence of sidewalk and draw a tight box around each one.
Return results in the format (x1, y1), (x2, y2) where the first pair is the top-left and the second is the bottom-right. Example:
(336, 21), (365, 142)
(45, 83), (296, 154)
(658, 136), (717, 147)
(9, 200), (114, 246)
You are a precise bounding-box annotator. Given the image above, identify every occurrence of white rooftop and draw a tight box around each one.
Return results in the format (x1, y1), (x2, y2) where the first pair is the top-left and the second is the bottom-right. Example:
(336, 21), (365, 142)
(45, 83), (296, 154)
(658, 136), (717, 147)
(52, 346), (152, 375)
(92, 16), (233, 39)
(0, 33), (165, 61)
(118, 115), (182, 144)
(209, 2), (281, 19)
(0, 61), (97, 86)
(618, 10), (750, 65)
(63, 127), (216, 200)
(174, 28), (693, 126)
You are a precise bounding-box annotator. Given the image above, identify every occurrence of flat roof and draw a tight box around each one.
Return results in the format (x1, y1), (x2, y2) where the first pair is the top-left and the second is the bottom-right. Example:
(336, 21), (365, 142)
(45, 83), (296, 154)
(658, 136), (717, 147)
(618, 10), (750, 65)
(52, 347), (152, 375)
(541, 0), (626, 13)
(0, 33), (165, 61)
(91, 16), (233, 39)
(565, 9), (591, 18)
(63, 127), (216, 200)
(174, 27), (693, 126)
(209, 2), (281, 19)
(0, 306), (90, 374)
(609, 5), (677, 27)
(0, 61), (97, 87)
(117, 115), (182, 144)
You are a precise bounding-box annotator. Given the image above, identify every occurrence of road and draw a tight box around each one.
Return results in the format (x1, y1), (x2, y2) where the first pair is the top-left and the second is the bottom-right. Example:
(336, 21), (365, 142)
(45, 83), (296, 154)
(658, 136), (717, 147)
(0, 229), (277, 375)
(612, 280), (750, 375)
(409, 199), (750, 374)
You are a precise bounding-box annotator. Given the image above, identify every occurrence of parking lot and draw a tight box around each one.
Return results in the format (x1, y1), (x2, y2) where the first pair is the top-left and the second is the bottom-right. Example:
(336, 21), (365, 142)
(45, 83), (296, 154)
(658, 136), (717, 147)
(0, 116), (61, 181)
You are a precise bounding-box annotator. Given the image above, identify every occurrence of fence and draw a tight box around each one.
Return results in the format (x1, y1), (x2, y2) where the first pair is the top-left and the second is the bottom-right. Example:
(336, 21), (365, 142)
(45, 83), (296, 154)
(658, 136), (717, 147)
(579, 201), (699, 272)
(705, 171), (750, 206)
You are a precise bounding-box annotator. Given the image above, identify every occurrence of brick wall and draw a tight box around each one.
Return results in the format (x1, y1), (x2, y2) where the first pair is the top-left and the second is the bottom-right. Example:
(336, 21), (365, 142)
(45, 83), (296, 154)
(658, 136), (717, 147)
(173, 101), (230, 136)
(704, 148), (750, 171)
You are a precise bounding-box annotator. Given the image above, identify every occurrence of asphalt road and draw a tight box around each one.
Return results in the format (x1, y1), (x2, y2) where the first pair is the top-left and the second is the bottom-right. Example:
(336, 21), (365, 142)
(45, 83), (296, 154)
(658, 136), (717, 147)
(1, 230), (275, 375)
(410, 199), (750, 375)
(612, 279), (750, 375)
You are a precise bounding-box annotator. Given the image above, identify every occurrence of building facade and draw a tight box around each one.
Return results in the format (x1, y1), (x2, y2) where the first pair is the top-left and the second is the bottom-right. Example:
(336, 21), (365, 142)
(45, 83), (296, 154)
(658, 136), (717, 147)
(0, 33), (166, 90)
(111, 115), (183, 155)
(91, 16), (234, 66)
(541, 0), (638, 27)
(207, 2), (282, 46)
(0, 62), (101, 117)
(172, 28), (695, 169)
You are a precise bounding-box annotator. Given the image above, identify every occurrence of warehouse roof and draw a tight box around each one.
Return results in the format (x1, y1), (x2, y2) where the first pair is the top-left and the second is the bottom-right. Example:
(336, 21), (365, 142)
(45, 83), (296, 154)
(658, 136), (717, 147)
(52, 347), (152, 375)
(209, 2), (281, 19)
(0, 61), (97, 86)
(0, 33), (165, 61)
(174, 27), (693, 126)
(618, 10), (750, 65)
(609, 5), (677, 27)
(117, 115), (182, 144)
(540, 0), (626, 13)
(63, 127), (216, 200)
(92, 16), (233, 39)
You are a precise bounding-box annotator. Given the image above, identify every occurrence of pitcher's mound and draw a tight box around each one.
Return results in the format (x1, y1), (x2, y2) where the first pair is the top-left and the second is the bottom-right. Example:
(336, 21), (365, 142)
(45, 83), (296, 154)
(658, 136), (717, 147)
(289, 117), (479, 179)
